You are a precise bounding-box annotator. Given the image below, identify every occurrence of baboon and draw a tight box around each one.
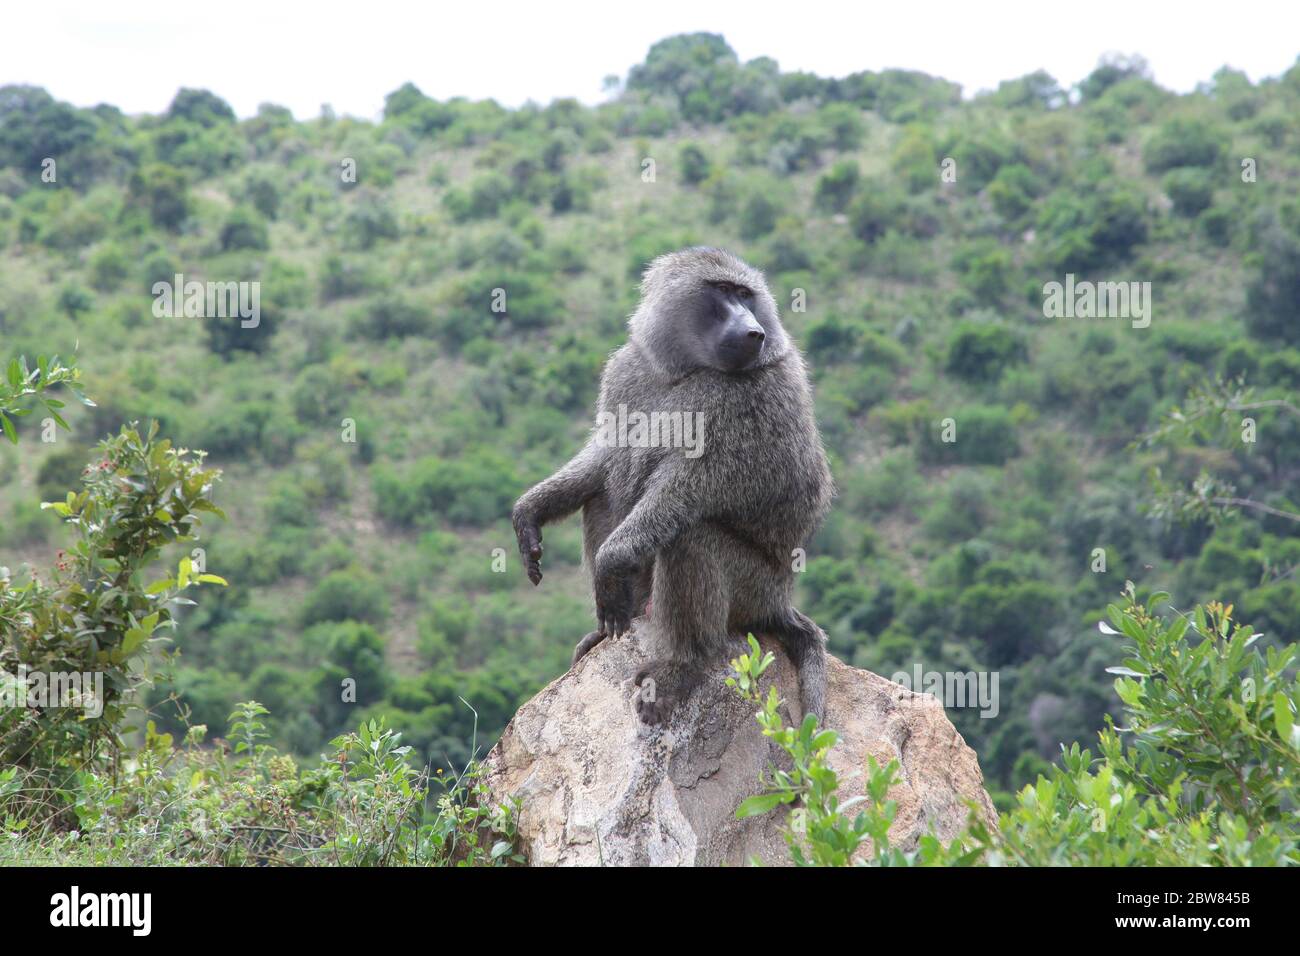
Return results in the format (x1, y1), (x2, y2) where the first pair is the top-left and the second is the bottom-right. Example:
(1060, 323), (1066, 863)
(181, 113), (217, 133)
(512, 247), (833, 725)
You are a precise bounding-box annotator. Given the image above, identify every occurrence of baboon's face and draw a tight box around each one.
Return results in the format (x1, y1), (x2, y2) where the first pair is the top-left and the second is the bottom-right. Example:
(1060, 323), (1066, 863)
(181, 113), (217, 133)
(632, 248), (787, 377)
(692, 279), (767, 372)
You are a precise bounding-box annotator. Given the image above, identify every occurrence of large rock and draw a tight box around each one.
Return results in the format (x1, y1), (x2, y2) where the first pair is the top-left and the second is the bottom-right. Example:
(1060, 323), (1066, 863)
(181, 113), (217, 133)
(482, 628), (997, 866)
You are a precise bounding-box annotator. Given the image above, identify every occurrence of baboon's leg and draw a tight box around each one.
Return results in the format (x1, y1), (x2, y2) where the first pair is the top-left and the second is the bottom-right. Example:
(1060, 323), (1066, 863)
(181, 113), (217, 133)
(581, 492), (617, 568)
(571, 494), (618, 662)
(631, 564), (654, 618)
(633, 530), (728, 725)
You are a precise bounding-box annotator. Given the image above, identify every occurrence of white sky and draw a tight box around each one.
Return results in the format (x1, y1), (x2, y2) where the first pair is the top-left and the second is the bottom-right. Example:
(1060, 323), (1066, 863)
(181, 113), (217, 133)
(4, 0), (1298, 119)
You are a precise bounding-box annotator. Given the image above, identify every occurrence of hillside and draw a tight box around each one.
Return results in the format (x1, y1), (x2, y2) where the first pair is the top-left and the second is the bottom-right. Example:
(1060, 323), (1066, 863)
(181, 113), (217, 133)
(2, 35), (1298, 804)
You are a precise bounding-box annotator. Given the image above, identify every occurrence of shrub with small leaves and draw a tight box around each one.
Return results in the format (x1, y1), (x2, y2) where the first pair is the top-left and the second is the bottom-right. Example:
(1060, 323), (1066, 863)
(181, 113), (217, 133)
(1, 417), (226, 807)
(732, 584), (1299, 866)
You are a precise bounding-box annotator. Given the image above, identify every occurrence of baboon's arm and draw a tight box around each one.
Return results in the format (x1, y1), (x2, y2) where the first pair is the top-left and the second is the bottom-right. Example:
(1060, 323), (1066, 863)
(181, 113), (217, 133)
(591, 461), (698, 634)
(512, 442), (607, 584)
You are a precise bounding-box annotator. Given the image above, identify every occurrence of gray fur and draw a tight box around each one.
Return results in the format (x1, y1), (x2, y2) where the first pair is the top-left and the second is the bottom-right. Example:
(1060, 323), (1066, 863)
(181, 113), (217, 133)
(512, 247), (834, 725)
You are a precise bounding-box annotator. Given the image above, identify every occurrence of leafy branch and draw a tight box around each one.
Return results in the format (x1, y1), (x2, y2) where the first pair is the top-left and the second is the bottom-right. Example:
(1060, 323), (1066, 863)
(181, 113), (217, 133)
(1140, 375), (1299, 527)
(0, 354), (95, 444)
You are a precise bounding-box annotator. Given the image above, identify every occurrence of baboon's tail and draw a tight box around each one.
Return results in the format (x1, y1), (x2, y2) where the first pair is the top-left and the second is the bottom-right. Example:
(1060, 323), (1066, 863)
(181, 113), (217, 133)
(770, 607), (827, 724)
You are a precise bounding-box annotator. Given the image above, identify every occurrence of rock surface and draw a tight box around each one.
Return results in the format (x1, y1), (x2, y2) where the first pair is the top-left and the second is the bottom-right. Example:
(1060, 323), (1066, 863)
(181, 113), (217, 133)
(482, 628), (997, 866)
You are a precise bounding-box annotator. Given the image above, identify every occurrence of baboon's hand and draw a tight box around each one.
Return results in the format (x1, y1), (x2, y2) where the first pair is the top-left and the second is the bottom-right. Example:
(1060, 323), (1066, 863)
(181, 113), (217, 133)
(513, 512), (544, 585)
(594, 565), (634, 637)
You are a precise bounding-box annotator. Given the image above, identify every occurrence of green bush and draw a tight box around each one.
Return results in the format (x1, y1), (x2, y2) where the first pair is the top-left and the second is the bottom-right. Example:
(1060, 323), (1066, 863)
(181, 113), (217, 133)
(1, 416), (226, 785)
(128, 163), (191, 230)
(2, 704), (521, 866)
(678, 142), (711, 186)
(1037, 185), (1149, 270)
(804, 314), (906, 368)
(956, 579), (1059, 664)
(319, 253), (379, 301)
(374, 450), (517, 527)
(1163, 168), (1214, 217)
(167, 88), (236, 127)
(945, 322), (1027, 382)
(352, 292), (433, 339)
(88, 242), (130, 291)
(444, 172), (513, 222)
(1244, 206), (1300, 344)
(817, 103), (866, 150)
(303, 621), (393, 702)
(204, 306), (276, 358)
(1079, 53), (1151, 102)
(986, 163), (1039, 221)
(952, 241), (1015, 305)
(813, 160), (860, 213)
(848, 182), (906, 243)
(918, 404), (1021, 465)
(243, 167), (282, 219)
(733, 587), (1299, 866)
(219, 205), (270, 251)
(1144, 118), (1226, 172)
(57, 283), (93, 319)
(738, 185), (781, 240)
(301, 569), (389, 627)
(344, 191), (400, 248)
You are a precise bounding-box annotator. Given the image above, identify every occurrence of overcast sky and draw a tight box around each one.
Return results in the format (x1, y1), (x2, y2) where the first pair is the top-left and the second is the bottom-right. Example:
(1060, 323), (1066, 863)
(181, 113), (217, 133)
(5, 1), (1298, 119)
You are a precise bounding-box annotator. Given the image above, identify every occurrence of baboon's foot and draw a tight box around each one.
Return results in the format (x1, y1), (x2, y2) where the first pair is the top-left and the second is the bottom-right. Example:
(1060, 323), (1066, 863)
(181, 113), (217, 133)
(632, 659), (699, 725)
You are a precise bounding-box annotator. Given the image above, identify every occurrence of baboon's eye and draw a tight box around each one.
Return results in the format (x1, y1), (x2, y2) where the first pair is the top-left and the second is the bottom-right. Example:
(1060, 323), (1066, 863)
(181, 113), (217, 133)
(736, 286), (754, 300)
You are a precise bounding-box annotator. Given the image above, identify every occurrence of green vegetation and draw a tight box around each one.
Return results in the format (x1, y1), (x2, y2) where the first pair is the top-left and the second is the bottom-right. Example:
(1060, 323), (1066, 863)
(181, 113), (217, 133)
(1, 34), (1298, 863)
(732, 587), (1300, 865)
(0, 704), (521, 867)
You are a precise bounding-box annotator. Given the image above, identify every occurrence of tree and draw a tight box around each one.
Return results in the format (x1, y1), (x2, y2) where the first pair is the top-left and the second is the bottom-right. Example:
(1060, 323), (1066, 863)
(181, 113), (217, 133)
(848, 181), (906, 243)
(219, 205), (270, 251)
(56, 284), (94, 319)
(625, 33), (779, 122)
(626, 33), (737, 100)
(166, 88), (236, 127)
(1141, 375), (1300, 527)
(1163, 168), (1215, 217)
(945, 322), (1026, 382)
(814, 160), (860, 213)
(678, 142), (711, 186)
(0, 85), (97, 176)
(301, 569), (389, 627)
(1078, 53), (1151, 101)
(128, 163), (191, 230)
(383, 82), (455, 135)
(1144, 118), (1226, 173)
(1243, 206), (1300, 344)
